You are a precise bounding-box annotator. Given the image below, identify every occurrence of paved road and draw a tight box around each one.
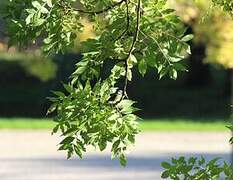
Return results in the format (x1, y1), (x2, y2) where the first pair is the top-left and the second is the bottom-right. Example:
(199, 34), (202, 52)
(0, 131), (231, 180)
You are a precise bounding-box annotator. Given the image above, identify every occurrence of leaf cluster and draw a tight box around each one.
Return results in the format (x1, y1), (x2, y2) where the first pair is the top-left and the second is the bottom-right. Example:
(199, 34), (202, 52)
(5, 0), (82, 53)
(161, 156), (233, 180)
(48, 80), (139, 166)
(3, 0), (192, 165)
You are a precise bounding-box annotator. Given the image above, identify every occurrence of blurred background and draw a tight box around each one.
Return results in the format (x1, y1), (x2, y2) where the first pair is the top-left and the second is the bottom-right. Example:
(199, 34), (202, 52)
(0, 0), (232, 180)
(0, 0), (232, 120)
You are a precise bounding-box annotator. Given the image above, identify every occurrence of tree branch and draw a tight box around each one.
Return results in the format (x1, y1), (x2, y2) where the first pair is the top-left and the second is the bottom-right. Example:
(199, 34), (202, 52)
(122, 0), (141, 98)
(115, 0), (130, 41)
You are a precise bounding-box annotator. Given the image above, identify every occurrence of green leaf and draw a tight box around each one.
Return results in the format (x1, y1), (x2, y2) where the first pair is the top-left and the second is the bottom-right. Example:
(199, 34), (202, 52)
(159, 67), (169, 80)
(42, 0), (52, 7)
(25, 14), (33, 25)
(229, 137), (233, 144)
(161, 170), (170, 179)
(47, 103), (57, 114)
(52, 125), (59, 135)
(63, 84), (73, 93)
(67, 148), (73, 159)
(99, 141), (107, 151)
(128, 135), (135, 144)
(60, 137), (75, 145)
(162, 9), (176, 14)
(129, 54), (137, 64)
(73, 60), (89, 76)
(32, 1), (49, 14)
(171, 158), (177, 164)
(226, 125), (233, 131)
(117, 100), (135, 109)
(117, 100), (137, 114)
(62, 127), (77, 136)
(112, 140), (120, 151)
(161, 162), (171, 169)
(74, 145), (83, 158)
(181, 34), (194, 42)
(173, 63), (188, 72)
(188, 157), (197, 164)
(169, 68), (178, 80)
(178, 156), (185, 163)
(32, 1), (41, 9)
(138, 59), (147, 77)
(52, 91), (65, 97)
(208, 157), (221, 167)
(120, 154), (127, 166)
(198, 156), (206, 165)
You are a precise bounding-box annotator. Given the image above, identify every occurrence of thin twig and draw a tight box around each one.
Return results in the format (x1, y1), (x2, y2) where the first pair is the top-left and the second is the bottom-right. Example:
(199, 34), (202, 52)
(115, 0), (130, 41)
(140, 30), (171, 65)
(122, 0), (141, 98)
(160, 31), (187, 46)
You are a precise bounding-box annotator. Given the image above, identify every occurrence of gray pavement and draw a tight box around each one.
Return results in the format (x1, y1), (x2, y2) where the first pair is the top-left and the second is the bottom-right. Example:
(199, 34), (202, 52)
(0, 131), (231, 180)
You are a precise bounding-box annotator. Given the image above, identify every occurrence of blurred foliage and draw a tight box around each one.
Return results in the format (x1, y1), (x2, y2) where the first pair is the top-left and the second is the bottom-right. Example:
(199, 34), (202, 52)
(74, 17), (95, 51)
(212, 0), (233, 16)
(0, 1), (229, 118)
(0, 0), (230, 119)
(0, 48), (57, 82)
(170, 0), (233, 68)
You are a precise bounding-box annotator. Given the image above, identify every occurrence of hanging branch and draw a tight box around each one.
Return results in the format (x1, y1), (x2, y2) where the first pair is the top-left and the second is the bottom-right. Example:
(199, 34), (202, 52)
(122, 0), (141, 98)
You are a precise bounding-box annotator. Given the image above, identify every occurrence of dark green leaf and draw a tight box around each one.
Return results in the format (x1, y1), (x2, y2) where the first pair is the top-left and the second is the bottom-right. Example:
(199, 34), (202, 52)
(138, 59), (147, 77)
(181, 34), (194, 42)
(161, 161), (171, 169)
(60, 137), (75, 145)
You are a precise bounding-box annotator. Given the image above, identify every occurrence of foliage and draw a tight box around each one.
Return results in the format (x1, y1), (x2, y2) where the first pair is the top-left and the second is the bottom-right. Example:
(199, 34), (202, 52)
(49, 81), (139, 166)
(0, 51), (57, 82)
(74, 17), (96, 50)
(161, 156), (233, 179)
(162, 122), (233, 179)
(172, 0), (233, 68)
(205, 14), (233, 69)
(212, 0), (233, 16)
(227, 123), (233, 144)
(3, 0), (192, 165)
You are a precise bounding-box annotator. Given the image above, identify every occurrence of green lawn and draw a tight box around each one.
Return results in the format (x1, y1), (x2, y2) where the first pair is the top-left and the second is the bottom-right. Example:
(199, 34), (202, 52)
(139, 118), (229, 131)
(0, 118), (230, 131)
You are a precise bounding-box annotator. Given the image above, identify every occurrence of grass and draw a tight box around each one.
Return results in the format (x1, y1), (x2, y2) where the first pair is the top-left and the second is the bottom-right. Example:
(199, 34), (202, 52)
(139, 118), (229, 131)
(0, 118), (230, 131)
(0, 118), (55, 129)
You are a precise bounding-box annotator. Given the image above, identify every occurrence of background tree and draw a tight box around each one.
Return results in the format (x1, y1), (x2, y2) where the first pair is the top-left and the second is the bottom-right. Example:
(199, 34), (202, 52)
(170, 0), (233, 87)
